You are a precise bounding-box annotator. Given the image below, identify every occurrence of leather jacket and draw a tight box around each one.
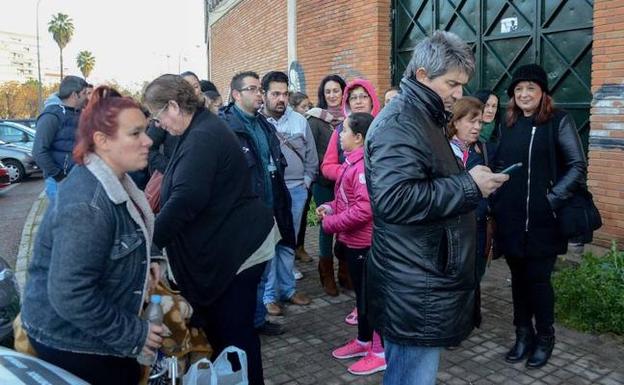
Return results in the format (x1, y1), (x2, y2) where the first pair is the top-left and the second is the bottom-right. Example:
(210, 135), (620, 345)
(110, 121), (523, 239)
(364, 77), (482, 346)
(491, 110), (586, 257)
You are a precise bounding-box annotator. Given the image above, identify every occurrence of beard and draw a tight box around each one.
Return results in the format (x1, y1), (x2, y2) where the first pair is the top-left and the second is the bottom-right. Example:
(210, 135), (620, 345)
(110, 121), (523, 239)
(267, 100), (286, 117)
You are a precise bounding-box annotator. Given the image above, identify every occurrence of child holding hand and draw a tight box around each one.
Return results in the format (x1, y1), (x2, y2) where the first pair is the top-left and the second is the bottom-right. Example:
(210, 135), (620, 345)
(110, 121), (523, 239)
(317, 112), (385, 375)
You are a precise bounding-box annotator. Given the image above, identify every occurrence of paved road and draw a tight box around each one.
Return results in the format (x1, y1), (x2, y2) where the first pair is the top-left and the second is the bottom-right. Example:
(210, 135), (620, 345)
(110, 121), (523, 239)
(0, 177), (44, 268)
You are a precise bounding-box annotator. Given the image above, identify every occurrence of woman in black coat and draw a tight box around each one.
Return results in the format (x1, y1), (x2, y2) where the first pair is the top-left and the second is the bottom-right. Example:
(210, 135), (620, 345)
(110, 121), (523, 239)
(491, 64), (586, 369)
(143, 75), (277, 385)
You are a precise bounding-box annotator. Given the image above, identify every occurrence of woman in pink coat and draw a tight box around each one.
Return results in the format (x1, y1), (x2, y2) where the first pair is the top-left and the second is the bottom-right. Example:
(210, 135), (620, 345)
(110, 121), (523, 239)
(317, 112), (385, 376)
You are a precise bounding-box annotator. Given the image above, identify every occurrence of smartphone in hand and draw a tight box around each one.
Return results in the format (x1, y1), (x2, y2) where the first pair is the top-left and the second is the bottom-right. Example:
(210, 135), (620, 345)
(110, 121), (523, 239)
(500, 162), (523, 174)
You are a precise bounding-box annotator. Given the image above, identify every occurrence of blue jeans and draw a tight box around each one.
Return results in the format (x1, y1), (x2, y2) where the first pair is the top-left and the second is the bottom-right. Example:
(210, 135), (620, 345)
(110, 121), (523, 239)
(383, 341), (441, 385)
(45, 177), (57, 201)
(262, 184), (307, 304)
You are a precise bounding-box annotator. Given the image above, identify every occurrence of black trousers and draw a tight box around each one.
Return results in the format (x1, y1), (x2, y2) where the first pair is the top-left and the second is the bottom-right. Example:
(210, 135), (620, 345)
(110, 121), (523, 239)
(344, 246), (373, 342)
(192, 262), (266, 385)
(28, 337), (141, 385)
(505, 255), (557, 335)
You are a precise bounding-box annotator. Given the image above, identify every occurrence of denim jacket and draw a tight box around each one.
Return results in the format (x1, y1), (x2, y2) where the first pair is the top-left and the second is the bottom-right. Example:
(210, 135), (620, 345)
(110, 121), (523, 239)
(22, 153), (154, 357)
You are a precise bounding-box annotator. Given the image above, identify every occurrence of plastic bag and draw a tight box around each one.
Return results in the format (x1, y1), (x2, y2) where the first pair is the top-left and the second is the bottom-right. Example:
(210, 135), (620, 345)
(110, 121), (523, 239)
(183, 346), (248, 385)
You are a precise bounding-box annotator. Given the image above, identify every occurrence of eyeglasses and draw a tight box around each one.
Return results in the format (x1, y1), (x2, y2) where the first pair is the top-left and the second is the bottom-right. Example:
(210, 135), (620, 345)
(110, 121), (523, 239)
(349, 93), (370, 102)
(239, 86), (263, 94)
(150, 103), (168, 124)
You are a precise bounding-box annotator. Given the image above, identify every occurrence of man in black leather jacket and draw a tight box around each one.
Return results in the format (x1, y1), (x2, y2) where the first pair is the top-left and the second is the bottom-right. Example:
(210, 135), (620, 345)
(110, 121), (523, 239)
(364, 31), (509, 385)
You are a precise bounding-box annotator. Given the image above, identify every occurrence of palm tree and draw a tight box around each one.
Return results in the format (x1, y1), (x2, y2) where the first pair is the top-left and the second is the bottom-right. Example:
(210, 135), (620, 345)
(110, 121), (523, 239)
(48, 13), (74, 80)
(76, 51), (96, 79)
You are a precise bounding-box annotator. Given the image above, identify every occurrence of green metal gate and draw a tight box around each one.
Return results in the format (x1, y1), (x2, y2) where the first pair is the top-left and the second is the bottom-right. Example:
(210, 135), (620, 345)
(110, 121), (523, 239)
(392, 0), (593, 149)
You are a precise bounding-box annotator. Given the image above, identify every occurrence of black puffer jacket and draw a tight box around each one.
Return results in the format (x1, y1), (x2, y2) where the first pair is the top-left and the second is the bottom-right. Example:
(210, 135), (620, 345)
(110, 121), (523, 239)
(364, 77), (482, 347)
(491, 110), (586, 258)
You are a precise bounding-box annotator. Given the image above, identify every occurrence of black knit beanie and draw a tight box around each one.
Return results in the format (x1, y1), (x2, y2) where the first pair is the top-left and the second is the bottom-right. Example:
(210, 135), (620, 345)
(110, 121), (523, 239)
(507, 64), (548, 97)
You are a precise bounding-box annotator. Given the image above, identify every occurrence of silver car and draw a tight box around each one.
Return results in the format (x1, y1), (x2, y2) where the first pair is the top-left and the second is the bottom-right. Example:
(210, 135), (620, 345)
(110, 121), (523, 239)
(0, 140), (40, 183)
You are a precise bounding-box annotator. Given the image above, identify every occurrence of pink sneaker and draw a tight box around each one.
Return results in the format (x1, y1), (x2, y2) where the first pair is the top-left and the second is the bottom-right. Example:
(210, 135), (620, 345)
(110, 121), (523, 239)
(348, 351), (387, 376)
(332, 339), (369, 359)
(345, 307), (358, 326)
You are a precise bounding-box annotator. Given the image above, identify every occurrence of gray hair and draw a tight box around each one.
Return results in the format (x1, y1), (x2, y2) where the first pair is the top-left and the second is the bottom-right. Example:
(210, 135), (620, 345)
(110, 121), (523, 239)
(403, 30), (475, 80)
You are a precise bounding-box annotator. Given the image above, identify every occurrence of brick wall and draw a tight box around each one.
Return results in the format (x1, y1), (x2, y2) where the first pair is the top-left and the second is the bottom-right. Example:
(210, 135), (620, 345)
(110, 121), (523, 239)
(209, 0), (392, 104)
(296, 0), (392, 105)
(209, 0), (288, 97)
(588, 0), (624, 247)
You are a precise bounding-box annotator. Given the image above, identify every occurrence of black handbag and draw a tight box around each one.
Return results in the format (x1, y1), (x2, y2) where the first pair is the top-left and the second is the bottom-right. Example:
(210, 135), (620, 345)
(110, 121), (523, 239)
(548, 121), (602, 243)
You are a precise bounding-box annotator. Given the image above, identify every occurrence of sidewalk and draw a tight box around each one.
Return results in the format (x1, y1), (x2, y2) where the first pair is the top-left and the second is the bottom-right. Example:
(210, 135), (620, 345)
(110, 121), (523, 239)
(16, 197), (624, 384)
(261, 227), (624, 385)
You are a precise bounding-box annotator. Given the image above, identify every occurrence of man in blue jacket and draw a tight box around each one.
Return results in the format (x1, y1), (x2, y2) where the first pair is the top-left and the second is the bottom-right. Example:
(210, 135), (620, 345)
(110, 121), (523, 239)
(33, 75), (89, 200)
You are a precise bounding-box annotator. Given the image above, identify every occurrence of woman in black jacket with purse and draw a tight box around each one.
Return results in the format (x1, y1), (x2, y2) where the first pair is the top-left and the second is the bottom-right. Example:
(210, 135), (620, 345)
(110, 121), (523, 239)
(491, 64), (586, 369)
(143, 75), (277, 385)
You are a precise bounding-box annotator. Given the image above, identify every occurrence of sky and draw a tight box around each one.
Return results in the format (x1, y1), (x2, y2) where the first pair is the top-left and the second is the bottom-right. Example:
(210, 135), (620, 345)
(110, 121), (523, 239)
(2, 0), (208, 91)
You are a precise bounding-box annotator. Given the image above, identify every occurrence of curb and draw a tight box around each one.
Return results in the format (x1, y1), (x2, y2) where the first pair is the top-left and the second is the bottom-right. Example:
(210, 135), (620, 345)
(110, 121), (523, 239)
(15, 191), (47, 295)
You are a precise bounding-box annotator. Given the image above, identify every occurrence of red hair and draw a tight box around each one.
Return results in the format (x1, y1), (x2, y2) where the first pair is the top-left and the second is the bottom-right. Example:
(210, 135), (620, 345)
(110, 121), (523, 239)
(505, 92), (555, 128)
(73, 86), (142, 164)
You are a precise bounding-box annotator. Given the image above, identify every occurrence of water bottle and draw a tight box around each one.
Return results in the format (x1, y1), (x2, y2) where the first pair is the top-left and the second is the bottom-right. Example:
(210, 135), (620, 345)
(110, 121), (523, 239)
(136, 294), (164, 366)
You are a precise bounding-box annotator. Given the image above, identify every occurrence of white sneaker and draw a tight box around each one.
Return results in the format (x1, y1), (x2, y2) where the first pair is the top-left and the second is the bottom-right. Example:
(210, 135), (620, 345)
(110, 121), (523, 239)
(293, 268), (303, 280)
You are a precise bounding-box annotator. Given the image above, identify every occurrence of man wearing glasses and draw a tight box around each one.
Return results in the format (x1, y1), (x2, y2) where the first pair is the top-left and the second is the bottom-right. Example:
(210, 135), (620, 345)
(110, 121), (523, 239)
(219, 71), (296, 336)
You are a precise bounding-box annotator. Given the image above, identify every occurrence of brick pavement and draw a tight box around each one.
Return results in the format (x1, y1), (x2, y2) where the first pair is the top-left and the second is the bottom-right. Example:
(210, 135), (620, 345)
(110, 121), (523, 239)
(15, 198), (624, 384)
(260, 226), (624, 385)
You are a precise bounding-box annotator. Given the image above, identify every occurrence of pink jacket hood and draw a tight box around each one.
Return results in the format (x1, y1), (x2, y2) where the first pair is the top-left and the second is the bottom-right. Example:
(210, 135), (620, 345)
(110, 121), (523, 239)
(342, 79), (381, 117)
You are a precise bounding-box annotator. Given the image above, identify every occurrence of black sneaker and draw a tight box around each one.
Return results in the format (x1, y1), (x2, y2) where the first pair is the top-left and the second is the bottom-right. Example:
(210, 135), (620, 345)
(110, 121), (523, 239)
(256, 320), (285, 336)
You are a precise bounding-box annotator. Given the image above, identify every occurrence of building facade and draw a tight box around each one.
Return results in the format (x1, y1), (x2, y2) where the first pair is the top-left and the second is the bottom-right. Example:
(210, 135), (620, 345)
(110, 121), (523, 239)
(0, 31), (37, 83)
(205, 0), (624, 248)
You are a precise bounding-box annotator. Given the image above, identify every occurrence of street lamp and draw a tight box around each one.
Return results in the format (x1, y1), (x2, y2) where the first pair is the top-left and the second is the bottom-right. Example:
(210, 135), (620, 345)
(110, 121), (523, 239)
(36, 0), (43, 114)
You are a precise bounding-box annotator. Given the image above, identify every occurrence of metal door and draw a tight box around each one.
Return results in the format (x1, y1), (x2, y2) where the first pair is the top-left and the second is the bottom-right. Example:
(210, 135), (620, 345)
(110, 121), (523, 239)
(392, 0), (593, 150)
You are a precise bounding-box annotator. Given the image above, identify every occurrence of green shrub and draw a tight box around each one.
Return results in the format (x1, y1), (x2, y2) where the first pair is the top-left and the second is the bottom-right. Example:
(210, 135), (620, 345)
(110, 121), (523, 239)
(307, 199), (319, 227)
(553, 242), (624, 335)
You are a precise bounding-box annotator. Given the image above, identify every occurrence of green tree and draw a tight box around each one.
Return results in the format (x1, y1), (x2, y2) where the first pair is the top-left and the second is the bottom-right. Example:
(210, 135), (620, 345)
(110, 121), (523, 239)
(48, 13), (74, 80)
(76, 50), (96, 79)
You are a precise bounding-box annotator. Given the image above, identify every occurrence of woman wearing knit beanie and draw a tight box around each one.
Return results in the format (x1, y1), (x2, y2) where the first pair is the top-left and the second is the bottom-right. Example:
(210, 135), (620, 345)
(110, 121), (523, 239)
(490, 64), (586, 369)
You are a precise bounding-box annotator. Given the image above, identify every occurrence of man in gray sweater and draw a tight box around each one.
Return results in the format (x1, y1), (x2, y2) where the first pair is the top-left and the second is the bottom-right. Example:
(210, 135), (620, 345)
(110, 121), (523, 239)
(260, 71), (317, 316)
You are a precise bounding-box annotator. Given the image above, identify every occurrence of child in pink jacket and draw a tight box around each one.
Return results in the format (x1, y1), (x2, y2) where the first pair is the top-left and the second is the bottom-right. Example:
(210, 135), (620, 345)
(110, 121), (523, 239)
(317, 112), (385, 376)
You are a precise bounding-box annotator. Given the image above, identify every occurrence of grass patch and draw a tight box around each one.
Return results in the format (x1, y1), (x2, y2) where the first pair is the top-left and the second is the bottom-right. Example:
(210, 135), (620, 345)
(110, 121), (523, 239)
(553, 242), (624, 335)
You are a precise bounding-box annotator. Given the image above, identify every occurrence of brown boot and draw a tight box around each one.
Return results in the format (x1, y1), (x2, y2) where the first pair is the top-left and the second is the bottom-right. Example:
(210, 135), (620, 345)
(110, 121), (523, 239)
(318, 258), (338, 296)
(295, 245), (312, 262)
(337, 259), (353, 290)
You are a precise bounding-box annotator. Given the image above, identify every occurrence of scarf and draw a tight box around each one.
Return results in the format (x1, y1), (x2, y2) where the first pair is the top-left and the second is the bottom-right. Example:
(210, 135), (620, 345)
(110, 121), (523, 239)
(450, 137), (470, 167)
(233, 105), (273, 207)
(327, 105), (345, 128)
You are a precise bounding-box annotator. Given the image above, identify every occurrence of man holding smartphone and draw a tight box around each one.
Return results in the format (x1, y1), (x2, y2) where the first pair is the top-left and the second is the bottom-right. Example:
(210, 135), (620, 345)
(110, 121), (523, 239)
(364, 31), (509, 385)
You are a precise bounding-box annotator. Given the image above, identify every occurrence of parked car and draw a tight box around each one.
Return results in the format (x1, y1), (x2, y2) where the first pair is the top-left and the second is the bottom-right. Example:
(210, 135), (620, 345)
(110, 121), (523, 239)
(0, 119), (37, 129)
(0, 162), (10, 190)
(0, 122), (35, 149)
(0, 140), (40, 183)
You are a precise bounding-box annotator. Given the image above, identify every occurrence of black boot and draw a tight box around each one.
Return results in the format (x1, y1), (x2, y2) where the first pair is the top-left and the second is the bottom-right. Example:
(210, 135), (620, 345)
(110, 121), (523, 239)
(505, 327), (535, 363)
(526, 334), (555, 369)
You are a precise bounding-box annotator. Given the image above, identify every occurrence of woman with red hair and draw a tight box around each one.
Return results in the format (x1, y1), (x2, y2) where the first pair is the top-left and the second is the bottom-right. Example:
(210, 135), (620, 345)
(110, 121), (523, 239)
(21, 86), (163, 385)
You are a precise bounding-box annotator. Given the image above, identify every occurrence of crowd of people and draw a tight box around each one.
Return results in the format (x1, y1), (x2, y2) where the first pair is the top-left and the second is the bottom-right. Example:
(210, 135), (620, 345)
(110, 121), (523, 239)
(20, 30), (589, 385)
